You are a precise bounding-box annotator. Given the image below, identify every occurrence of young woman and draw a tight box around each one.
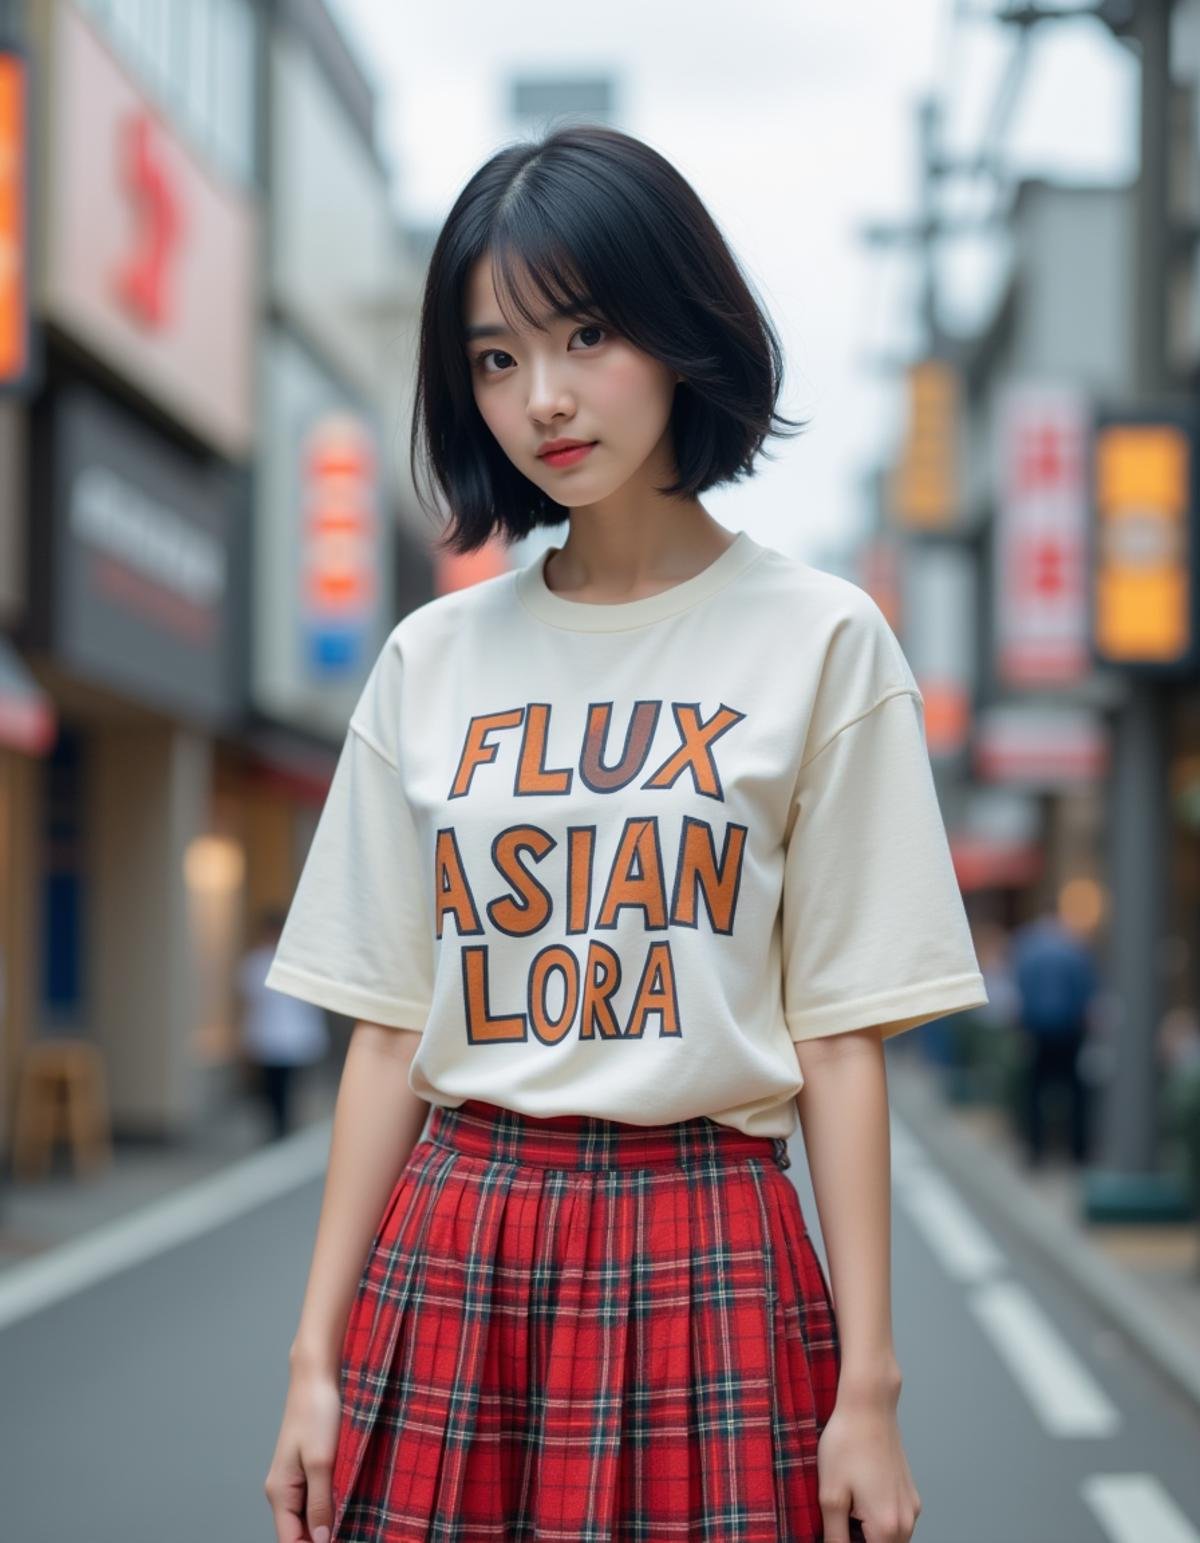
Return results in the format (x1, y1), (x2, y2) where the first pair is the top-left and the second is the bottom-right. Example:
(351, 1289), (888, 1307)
(263, 123), (987, 1543)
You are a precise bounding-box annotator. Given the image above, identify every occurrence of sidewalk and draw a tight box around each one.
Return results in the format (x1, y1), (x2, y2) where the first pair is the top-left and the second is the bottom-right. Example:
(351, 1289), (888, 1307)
(887, 1047), (1200, 1414)
(0, 1069), (339, 1273)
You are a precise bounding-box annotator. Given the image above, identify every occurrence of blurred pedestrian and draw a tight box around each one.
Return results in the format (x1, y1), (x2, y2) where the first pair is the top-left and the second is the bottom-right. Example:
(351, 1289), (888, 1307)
(1010, 907), (1098, 1166)
(237, 907), (330, 1141)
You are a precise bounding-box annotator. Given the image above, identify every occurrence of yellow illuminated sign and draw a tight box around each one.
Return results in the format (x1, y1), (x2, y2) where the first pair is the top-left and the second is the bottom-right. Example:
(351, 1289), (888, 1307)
(1093, 423), (1191, 664)
(888, 359), (961, 530)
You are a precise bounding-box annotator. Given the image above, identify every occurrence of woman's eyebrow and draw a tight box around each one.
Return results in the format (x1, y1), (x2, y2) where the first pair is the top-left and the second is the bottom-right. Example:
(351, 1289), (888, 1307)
(464, 301), (597, 343)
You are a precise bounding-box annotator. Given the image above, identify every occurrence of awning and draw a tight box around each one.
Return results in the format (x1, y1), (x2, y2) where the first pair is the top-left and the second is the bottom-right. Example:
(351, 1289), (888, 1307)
(0, 637), (56, 756)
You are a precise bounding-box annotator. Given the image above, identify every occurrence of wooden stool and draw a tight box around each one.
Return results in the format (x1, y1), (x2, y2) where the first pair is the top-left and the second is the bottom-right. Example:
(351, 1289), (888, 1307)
(11, 1040), (114, 1181)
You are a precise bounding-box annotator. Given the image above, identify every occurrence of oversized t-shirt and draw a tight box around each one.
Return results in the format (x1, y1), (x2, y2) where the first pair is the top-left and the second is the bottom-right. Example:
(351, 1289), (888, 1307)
(264, 528), (988, 1138)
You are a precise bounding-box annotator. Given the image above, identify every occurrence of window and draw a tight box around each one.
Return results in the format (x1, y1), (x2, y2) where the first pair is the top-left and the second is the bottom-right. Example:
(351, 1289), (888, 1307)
(74, 0), (258, 186)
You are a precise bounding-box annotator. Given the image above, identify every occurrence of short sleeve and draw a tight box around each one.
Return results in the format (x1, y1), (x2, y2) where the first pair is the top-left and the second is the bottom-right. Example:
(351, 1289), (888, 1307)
(781, 684), (988, 1044)
(264, 632), (435, 1031)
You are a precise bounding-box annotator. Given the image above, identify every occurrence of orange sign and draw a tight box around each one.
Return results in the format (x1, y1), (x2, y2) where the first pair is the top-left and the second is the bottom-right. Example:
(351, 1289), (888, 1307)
(887, 358), (962, 531)
(0, 51), (28, 385)
(1093, 419), (1193, 666)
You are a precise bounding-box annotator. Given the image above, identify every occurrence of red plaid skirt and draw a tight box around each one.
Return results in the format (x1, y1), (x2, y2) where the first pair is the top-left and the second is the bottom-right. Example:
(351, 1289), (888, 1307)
(330, 1098), (862, 1542)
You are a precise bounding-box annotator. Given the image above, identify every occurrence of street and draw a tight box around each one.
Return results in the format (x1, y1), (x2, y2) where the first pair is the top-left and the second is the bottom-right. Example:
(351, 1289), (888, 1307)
(1, 1111), (1198, 1543)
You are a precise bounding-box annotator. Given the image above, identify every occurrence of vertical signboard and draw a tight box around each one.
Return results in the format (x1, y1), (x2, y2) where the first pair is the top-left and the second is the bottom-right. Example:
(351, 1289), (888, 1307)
(887, 358), (963, 532)
(253, 329), (391, 740)
(993, 383), (1091, 688)
(0, 48), (33, 392)
(301, 413), (379, 674)
(1090, 406), (1200, 673)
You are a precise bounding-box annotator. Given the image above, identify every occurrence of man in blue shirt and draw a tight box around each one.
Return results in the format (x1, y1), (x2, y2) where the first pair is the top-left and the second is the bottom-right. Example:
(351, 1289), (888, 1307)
(1010, 909), (1099, 1166)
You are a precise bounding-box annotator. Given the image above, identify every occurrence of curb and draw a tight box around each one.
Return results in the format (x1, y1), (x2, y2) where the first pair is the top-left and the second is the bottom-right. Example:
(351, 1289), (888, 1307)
(887, 1062), (1200, 1418)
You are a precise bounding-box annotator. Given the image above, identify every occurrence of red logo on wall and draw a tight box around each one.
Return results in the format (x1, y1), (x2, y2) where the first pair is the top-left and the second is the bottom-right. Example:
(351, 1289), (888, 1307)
(112, 113), (183, 330)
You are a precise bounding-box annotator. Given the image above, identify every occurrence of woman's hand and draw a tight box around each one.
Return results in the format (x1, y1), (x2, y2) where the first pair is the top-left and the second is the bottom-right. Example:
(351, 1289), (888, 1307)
(264, 1364), (343, 1543)
(816, 1381), (922, 1542)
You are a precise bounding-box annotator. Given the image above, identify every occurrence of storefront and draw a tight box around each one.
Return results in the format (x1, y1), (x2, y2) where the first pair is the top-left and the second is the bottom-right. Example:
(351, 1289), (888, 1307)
(6, 0), (262, 1141)
(0, 398), (56, 1163)
(25, 381), (247, 1132)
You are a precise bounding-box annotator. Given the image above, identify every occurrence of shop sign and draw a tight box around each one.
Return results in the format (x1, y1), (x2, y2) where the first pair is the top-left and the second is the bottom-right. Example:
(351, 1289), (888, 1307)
(1090, 405), (1200, 673)
(887, 357), (963, 532)
(994, 383), (1091, 687)
(40, 4), (255, 456)
(973, 702), (1107, 788)
(0, 47), (35, 393)
(41, 384), (243, 727)
(300, 413), (379, 675)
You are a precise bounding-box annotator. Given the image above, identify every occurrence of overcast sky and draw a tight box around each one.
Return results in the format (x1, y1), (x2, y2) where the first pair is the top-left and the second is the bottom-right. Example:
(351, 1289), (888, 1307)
(329, 0), (1136, 567)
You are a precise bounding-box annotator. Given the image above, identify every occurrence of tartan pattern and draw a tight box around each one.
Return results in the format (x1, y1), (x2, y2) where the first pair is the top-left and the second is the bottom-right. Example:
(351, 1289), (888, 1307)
(330, 1099), (860, 1542)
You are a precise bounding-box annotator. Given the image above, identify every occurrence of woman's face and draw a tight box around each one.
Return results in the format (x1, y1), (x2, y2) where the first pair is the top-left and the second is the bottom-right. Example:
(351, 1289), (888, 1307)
(462, 254), (681, 510)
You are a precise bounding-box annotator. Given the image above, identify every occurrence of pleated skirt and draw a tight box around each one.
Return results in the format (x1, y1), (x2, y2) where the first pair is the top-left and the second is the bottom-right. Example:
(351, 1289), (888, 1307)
(330, 1097), (860, 1543)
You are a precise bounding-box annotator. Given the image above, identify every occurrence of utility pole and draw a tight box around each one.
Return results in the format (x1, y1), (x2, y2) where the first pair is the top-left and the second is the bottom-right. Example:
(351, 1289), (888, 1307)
(975, 0), (1183, 1213)
(1086, 0), (1181, 1215)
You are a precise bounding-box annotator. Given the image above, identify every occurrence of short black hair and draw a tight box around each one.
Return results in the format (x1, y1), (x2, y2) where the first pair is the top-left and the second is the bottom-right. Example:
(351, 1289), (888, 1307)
(410, 123), (809, 557)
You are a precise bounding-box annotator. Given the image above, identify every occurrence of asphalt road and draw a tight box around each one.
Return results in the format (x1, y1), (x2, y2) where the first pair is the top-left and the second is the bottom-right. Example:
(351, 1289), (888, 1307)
(2, 1112), (1199, 1542)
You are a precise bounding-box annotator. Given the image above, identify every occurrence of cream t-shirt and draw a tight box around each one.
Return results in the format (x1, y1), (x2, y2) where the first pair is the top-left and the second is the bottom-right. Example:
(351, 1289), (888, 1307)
(265, 528), (988, 1137)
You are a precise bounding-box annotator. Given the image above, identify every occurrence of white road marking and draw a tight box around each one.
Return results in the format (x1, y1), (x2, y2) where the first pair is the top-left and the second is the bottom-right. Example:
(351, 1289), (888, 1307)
(1081, 1474), (1200, 1543)
(0, 1119), (332, 1331)
(972, 1278), (1121, 1438)
(894, 1165), (1008, 1284)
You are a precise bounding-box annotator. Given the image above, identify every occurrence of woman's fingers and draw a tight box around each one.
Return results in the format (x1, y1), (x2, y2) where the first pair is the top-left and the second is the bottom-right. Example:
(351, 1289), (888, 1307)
(304, 1457), (335, 1543)
(265, 1463), (310, 1541)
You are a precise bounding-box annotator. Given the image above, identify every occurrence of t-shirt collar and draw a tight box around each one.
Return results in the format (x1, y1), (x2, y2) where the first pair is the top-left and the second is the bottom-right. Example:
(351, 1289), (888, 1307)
(514, 528), (765, 632)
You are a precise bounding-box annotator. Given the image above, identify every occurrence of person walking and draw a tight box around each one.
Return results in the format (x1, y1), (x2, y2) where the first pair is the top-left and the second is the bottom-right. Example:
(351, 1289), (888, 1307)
(262, 124), (988, 1543)
(1009, 908), (1099, 1167)
(237, 908), (330, 1141)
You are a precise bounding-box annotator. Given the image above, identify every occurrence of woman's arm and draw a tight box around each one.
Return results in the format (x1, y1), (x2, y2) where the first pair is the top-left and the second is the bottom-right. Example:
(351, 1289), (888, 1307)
(288, 1020), (430, 1377)
(792, 1025), (901, 1400)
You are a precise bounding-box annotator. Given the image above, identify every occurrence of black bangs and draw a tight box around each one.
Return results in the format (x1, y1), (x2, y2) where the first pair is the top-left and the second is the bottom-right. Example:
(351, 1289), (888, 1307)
(410, 123), (809, 557)
(487, 229), (604, 339)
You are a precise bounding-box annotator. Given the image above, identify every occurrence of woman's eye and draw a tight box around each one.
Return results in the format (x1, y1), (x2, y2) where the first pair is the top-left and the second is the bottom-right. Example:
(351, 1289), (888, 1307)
(473, 324), (608, 376)
(475, 349), (514, 375)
